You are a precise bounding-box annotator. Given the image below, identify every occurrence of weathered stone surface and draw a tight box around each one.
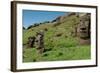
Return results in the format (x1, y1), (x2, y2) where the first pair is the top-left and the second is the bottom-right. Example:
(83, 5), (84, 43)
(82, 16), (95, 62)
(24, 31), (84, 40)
(27, 36), (35, 48)
(77, 13), (91, 45)
(79, 38), (90, 45)
(77, 13), (90, 39)
(35, 30), (45, 54)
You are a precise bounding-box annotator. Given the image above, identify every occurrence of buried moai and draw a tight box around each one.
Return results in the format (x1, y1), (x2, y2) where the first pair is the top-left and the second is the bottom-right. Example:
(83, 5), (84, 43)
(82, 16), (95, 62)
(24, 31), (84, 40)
(27, 36), (35, 48)
(77, 13), (91, 45)
(35, 30), (45, 54)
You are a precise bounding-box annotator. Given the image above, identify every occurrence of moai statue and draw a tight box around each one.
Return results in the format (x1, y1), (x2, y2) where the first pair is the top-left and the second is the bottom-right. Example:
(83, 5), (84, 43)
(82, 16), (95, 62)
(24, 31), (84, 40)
(27, 36), (35, 48)
(77, 13), (91, 45)
(35, 30), (45, 54)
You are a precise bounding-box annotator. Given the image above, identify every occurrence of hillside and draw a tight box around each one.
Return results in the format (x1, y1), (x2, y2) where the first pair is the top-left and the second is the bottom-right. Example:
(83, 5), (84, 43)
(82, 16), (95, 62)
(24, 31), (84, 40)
(23, 12), (91, 62)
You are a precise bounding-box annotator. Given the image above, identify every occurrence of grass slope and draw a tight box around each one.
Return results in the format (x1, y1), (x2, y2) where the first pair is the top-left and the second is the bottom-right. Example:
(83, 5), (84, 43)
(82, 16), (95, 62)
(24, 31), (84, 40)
(23, 14), (91, 62)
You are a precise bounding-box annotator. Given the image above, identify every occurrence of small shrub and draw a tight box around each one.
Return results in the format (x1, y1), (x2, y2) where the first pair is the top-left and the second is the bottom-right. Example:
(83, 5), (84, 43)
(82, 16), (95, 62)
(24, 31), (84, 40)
(43, 48), (52, 52)
(34, 23), (39, 27)
(44, 28), (48, 31)
(65, 35), (68, 38)
(33, 59), (36, 62)
(27, 25), (33, 29)
(43, 21), (50, 24)
(23, 26), (26, 30)
(23, 55), (27, 58)
(58, 52), (63, 56)
(55, 33), (63, 37)
(43, 53), (48, 57)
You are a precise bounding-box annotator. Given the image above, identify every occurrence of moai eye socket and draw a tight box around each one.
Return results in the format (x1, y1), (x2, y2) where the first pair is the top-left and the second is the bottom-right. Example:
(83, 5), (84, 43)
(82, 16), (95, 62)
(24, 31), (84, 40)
(80, 28), (86, 30)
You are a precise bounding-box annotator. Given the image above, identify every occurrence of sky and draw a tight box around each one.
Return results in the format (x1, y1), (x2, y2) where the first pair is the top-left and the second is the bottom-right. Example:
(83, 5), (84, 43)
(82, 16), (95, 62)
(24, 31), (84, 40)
(23, 10), (67, 28)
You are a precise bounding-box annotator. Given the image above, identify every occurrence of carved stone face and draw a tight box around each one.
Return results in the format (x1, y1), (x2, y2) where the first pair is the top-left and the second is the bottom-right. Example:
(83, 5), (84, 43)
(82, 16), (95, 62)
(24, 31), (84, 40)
(77, 14), (90, 39)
